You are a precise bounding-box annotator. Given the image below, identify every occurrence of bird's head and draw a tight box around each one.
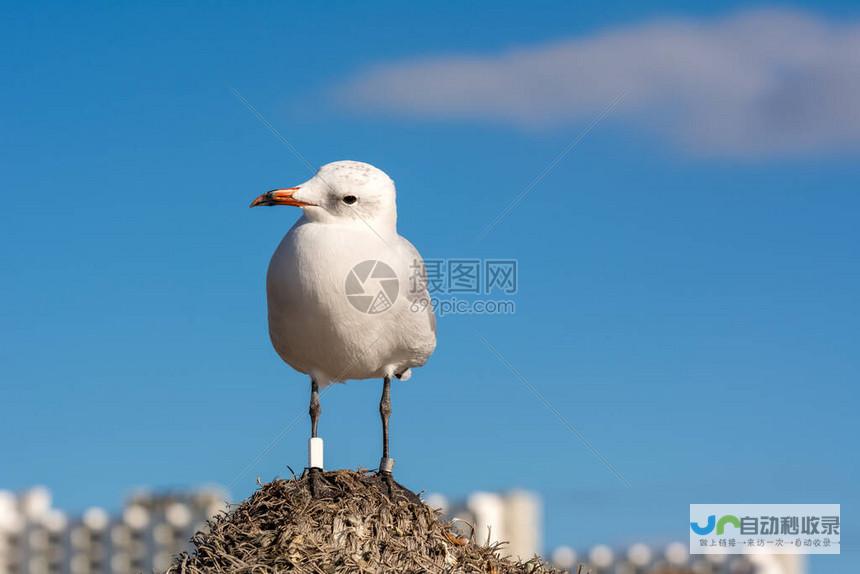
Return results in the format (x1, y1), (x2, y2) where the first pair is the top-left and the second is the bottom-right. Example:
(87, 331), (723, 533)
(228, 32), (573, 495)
(250, 161), (397, 230)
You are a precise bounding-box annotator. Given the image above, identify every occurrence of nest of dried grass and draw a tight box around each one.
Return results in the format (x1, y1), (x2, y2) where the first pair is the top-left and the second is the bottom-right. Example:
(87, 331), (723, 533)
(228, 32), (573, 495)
(167, 469), (563, 574)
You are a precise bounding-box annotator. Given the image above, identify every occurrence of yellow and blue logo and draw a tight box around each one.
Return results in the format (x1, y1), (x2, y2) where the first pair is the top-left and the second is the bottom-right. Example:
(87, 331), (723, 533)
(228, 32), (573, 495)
(690, 514), (740, 535)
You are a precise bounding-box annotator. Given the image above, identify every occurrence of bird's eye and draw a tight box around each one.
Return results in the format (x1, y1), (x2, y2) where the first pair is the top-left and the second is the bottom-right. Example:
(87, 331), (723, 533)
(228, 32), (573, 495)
(342, 195), (357, 205)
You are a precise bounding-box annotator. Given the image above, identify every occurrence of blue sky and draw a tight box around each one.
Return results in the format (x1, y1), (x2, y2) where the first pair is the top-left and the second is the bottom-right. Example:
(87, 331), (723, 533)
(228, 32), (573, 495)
(1, 1), (858, 571)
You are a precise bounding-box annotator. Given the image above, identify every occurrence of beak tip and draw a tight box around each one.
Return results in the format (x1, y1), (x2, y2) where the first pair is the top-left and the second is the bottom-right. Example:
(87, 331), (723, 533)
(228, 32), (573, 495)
(249, 187), (305, 209)
(249, 194), (269, 208)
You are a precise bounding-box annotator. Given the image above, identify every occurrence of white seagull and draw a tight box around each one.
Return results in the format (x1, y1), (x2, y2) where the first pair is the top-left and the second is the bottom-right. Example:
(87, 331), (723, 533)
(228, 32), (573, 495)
(250, 160), (436, 478)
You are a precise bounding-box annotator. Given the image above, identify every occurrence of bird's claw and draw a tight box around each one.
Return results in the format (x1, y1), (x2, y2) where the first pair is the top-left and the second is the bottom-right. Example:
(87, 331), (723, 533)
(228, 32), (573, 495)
(308, 467), (323, 498)
(381, 471), (396, 498)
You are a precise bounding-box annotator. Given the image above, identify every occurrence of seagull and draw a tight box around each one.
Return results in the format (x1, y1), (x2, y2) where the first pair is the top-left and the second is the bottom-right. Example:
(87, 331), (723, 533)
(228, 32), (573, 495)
(250, 160), (436, 482)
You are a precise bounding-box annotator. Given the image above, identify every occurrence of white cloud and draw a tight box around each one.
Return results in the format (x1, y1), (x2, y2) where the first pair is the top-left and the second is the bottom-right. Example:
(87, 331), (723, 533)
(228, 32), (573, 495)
(334, 9), (860, 157)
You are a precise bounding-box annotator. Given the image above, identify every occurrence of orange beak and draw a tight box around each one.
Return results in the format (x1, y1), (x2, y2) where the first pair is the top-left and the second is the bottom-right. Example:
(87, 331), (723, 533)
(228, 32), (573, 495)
(249, 187), (312, 208)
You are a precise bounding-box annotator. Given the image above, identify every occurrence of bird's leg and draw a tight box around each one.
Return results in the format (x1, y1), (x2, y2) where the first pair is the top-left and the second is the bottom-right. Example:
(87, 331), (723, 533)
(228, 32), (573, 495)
(308, 378), (323, 497)
(378, 376), (395, 477)
(310, 378), (321, 438)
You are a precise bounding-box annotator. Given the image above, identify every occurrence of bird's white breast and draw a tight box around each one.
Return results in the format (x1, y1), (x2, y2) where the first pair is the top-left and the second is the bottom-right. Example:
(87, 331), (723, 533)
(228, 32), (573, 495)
(266, 219), (436, 386)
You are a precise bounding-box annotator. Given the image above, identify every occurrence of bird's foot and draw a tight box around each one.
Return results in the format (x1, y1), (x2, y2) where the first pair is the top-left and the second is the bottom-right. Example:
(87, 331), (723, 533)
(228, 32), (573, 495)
(369, 467), (420, 504)
(382, 473), (396, 498)
(308, 467), (323, 498)
(378, 457), (396, 497)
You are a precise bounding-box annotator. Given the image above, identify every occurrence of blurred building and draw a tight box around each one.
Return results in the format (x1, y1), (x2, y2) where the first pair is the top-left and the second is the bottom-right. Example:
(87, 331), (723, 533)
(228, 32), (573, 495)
(0, 486), (227, 574)
(425, 490), (542, 561)
(424, 491), (807, 574)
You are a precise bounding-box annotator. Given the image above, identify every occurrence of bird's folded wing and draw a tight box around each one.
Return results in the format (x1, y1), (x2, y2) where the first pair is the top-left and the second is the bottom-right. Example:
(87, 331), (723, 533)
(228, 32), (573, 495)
(395, 236), (436, 334)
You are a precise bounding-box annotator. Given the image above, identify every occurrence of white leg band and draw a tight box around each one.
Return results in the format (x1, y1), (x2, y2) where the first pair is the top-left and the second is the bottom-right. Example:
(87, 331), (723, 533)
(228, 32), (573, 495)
(308, 437), (324, 469)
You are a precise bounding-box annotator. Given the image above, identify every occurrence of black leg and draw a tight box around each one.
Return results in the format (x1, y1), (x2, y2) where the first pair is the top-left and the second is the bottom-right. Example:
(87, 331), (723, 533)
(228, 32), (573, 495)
(308, 378), (323, 496)
(309, 378), (320, 438)
(379, 376), (394, 474)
